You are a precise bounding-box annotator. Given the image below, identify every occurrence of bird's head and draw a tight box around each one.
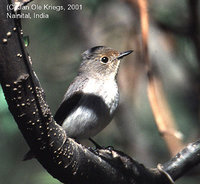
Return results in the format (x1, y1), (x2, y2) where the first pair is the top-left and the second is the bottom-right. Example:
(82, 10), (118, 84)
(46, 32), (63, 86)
(79, 46), (133, 79)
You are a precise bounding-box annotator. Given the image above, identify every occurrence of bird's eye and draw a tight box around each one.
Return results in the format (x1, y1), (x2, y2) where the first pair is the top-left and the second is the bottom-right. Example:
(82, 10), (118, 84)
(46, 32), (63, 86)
(101, 57), (109, 63)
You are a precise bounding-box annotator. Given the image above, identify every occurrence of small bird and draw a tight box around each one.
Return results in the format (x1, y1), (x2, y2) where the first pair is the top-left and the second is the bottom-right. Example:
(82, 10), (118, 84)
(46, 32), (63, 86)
(54, 46), (133, 141)
(24, 46), (132, 160)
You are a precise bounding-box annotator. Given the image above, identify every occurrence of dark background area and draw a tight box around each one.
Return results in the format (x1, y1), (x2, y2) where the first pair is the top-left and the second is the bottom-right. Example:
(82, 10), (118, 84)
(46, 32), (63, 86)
(0, 0), (199, 183)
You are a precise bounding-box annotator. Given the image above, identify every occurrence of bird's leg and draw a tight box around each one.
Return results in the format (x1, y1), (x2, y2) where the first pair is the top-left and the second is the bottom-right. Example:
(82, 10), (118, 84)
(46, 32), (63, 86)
(89, 137), (103, 149)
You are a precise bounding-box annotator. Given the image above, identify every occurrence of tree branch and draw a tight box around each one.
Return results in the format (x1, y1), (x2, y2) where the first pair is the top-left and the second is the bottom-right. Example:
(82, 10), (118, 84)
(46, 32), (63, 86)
(161, 139), (200, 181)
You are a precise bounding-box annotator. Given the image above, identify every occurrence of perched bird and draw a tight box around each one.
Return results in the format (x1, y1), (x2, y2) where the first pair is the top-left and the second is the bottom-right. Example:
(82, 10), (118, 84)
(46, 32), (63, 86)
(54, 46), (133, 141)
(24, 46), (132, 160)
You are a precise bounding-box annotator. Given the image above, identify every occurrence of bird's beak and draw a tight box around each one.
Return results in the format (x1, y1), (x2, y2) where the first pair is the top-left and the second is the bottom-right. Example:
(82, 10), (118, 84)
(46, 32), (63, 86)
(117, 50), (133, 60)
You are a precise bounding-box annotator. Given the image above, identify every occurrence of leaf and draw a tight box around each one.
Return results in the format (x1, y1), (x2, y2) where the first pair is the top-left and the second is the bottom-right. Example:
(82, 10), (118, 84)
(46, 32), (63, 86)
(23, 36), (29, 47)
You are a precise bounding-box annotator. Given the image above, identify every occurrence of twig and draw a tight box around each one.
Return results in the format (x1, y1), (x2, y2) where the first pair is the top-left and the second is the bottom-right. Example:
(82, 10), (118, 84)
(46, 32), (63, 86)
(136, 0), (184, 155)
(147, 72), (184, 155)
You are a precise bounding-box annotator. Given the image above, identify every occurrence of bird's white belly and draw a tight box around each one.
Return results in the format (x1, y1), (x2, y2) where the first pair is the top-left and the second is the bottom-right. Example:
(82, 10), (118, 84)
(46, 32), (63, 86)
(62, 104), (111, 139)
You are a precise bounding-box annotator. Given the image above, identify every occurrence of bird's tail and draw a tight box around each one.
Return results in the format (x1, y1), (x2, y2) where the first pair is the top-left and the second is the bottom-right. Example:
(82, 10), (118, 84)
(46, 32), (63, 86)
(23, 150), (35, 161)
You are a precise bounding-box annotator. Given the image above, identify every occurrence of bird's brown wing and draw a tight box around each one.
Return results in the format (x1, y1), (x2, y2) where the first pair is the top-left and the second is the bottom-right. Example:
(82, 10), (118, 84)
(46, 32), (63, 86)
(54, 76), (89, 126)
(54, 92), (83, 125)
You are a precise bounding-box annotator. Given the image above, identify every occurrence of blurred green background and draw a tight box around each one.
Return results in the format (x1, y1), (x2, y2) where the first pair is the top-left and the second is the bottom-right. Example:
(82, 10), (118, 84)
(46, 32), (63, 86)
(0, 0), (200, 183)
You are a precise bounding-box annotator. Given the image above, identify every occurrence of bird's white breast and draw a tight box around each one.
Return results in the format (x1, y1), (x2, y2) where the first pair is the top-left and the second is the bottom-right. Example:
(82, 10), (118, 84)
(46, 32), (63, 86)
(82, 78), (119, 113)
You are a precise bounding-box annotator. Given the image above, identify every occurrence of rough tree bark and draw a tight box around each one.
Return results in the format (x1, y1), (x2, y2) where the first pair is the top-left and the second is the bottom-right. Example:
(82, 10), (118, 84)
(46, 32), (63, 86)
(0, 0), (199, 184)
